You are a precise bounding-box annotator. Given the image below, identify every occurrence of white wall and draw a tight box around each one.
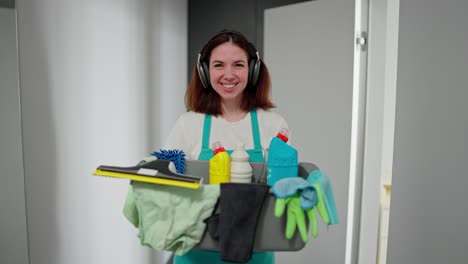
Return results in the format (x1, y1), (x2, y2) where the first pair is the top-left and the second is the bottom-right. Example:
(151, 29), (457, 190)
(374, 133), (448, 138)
(16, 0), (187, 263)
(0, 7), (29, 264)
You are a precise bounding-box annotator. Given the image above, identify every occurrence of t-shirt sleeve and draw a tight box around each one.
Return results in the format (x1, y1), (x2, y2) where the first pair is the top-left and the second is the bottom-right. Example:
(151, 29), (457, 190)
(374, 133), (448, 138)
(163, 114), (191, 151)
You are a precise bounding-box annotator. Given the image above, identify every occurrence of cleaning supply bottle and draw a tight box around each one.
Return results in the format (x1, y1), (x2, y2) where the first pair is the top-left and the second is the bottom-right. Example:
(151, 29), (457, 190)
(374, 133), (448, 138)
(266, 128), (298, 187)
(209, 141), (231, 184)
(230, 143), (253, 183)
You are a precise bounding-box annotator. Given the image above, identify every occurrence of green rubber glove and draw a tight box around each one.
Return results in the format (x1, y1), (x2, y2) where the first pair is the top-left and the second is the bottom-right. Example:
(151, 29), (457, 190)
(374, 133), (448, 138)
(275, 194), (309, 243)
(311, 183), (330, 225)
(302, 183), (331, 238)
(306, 207), (318, 238)
(275, 185), (332, 241)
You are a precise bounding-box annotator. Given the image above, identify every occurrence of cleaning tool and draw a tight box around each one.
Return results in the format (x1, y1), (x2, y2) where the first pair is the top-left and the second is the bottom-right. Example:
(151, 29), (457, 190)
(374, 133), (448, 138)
(266, 128), (298, 187)
(306, 170), (339, 225)
(271, 177), (317, 209)
(129, 181), (220, 255)
(151, 149), (186, 174)
(218, 183), (270, 263)
(209, 141), (230, 184)
(274, 194), (310, 243)
(93, 159), (202, 189)
(273, 174), (335, 239)
(230, 143), (253, 183)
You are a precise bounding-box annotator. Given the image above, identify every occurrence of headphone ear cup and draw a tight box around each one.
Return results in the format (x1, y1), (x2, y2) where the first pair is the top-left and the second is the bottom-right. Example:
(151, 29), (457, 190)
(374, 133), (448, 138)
(197, 61), (210, 88)
(249, 59), (261, 88)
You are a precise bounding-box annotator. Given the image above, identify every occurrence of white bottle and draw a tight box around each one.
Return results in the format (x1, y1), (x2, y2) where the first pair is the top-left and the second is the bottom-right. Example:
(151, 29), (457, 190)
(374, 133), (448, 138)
(230, 143), (253, 183)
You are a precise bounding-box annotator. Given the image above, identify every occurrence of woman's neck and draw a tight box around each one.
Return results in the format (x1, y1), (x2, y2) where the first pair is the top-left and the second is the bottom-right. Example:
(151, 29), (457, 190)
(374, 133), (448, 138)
(221, 101), (248, 122)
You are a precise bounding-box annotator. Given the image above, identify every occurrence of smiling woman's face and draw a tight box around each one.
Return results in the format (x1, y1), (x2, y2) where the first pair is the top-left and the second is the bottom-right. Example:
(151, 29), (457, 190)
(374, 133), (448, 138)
(209, 42), (249, 104)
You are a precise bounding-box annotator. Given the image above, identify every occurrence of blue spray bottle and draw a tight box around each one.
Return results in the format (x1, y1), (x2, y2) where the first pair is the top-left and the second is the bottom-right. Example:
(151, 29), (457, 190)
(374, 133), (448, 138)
(266, 128), (298, 187)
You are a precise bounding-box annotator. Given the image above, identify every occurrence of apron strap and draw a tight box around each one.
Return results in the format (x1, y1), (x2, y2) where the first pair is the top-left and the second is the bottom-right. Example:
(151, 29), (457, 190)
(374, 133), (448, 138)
(202, 111), (261, 150)
(250, 110), (262, 150)
(201, 114), (212, 149)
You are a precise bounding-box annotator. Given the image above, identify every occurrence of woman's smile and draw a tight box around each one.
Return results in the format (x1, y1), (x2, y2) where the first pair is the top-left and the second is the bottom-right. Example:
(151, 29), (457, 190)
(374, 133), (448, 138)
(221, 82), (238, 89)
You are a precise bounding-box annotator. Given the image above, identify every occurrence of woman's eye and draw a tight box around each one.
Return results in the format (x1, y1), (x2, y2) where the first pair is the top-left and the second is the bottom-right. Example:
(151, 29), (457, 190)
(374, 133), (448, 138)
(235, 63), (245, 68)
(213, 63), (223, 68)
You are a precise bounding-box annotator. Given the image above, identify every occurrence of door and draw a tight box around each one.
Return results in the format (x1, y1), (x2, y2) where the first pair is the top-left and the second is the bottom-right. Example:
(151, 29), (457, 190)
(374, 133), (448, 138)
(387, 0), (468, 263)
(265, 1), (355, 263)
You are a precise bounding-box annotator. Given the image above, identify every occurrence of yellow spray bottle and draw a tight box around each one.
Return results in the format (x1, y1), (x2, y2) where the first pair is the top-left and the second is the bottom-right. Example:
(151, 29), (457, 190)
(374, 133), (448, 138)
(209, 141), (230, 184)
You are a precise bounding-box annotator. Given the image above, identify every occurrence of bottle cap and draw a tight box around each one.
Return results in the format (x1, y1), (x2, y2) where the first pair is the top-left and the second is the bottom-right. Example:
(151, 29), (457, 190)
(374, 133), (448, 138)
(276, 128), (289, 142)
(231, 143), (250, 161)
(212, 141), (225, 155)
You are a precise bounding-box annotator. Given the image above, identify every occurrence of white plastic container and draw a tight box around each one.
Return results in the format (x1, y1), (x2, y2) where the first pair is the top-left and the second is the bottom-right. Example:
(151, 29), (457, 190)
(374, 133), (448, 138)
(230, 143), (253, 183)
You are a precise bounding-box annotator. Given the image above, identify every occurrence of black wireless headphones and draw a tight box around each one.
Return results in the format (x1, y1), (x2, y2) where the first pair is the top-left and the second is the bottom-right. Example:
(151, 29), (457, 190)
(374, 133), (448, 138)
(197, 30), (261, 89)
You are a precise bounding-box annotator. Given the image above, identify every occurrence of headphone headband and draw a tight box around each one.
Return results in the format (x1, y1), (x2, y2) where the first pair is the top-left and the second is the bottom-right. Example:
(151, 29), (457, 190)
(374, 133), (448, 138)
(199, 30), (258, 59)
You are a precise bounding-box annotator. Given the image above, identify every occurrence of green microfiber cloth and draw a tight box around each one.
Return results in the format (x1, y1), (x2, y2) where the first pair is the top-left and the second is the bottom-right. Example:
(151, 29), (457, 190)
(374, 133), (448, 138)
(124, 149), (187, 228)
(132, 182), (220, 255)
(306, 170), (339, 225)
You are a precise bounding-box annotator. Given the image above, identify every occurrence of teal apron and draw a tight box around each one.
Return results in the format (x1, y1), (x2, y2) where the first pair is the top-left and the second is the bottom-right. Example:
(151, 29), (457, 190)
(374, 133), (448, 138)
(174, 110), (275, 264)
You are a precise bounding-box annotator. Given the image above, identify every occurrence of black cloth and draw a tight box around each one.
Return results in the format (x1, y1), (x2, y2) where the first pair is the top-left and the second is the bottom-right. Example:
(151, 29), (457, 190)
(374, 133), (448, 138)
(217, 183), (270, 263)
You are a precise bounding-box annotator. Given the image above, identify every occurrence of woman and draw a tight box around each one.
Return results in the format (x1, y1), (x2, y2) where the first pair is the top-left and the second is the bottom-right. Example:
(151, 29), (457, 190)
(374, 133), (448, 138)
(165, 30), (289, 264)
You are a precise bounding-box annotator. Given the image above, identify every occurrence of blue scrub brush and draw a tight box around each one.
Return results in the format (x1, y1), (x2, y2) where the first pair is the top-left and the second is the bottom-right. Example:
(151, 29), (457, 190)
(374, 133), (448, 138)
(151, 149), (186, 174)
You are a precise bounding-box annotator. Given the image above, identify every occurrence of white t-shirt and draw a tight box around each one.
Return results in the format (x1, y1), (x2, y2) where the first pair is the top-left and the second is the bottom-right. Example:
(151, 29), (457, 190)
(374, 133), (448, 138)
(164, 109), (289, 160)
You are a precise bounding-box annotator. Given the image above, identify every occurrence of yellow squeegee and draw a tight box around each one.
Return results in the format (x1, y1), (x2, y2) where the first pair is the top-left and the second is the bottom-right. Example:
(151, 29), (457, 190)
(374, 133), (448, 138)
(92, 159), (203, 189)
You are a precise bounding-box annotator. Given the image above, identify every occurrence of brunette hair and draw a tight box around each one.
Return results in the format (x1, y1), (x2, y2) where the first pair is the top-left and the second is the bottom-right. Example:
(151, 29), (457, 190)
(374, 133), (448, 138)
(185, 30), (275, 116)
